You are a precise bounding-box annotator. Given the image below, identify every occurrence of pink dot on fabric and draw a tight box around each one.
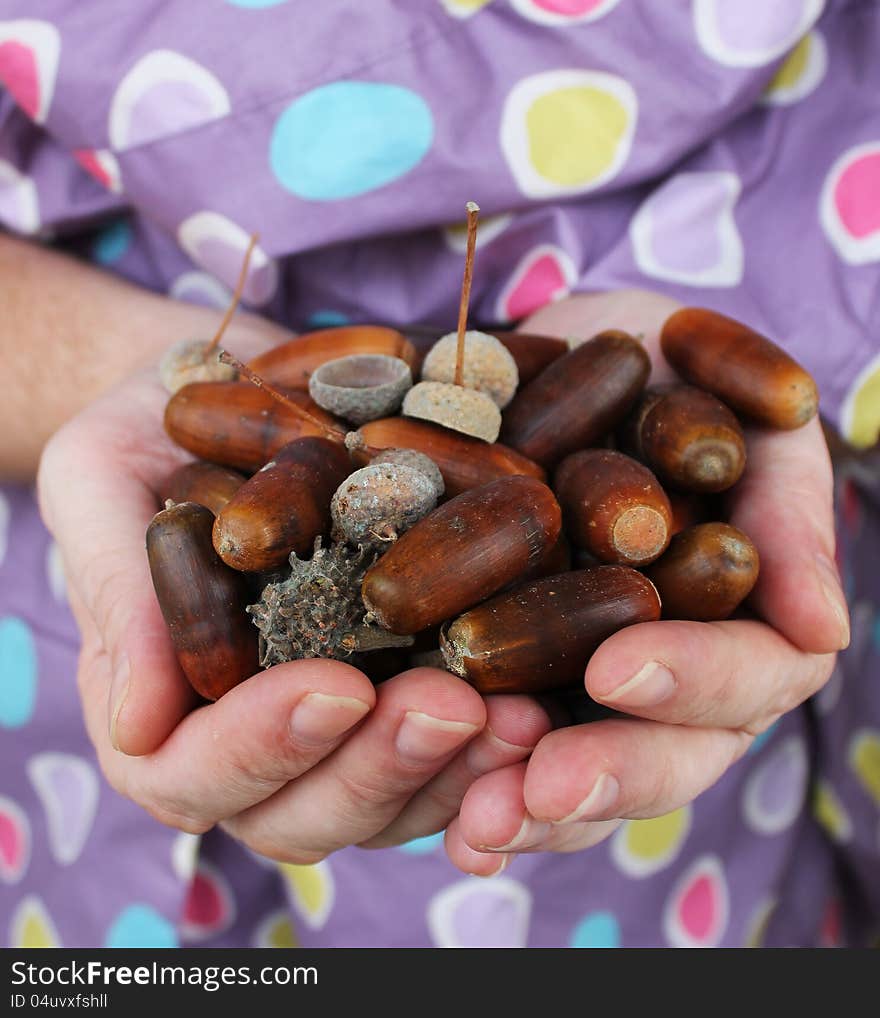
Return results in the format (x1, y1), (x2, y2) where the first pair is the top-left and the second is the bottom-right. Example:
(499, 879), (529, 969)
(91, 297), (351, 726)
(0, 811), (21, 870)
(678, 873), (716, 942)
(0, 42), (40, 120)
(834, 151), (880, 239)
(183, 870), (226, 929)
(533, 0), (605, 13)
(505, 252), (569, 320)
(73, 150), (112, 190)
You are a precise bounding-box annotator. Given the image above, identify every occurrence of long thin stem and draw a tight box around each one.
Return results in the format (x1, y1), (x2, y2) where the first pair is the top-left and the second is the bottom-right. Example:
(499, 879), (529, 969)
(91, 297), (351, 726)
(454, 201), (480, 387)
(206, 232), (259, 354)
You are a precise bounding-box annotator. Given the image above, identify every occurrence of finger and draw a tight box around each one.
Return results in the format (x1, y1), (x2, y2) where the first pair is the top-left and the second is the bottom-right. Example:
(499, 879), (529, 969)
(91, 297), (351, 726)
(730, 417), (849, 654)
(443, 817), (512, 877)
(584, 618), (836, 733)
(521, 719), (749, 825)
(454, 762), (621, 859)
(360, 694), (553, 849)
(95, 660), (375, 832)
(224, 668), (486, 863)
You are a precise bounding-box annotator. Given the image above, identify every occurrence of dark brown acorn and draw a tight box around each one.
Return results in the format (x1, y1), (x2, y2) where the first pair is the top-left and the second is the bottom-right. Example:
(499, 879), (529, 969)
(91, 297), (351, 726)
(488, 331), (570, 385)
(146, 501), (259, 701)
(626, 384), (746, 493)
(554, 449), (672, 565)
(213, 437), (352, 572)
(645, 522), (760, 621)
(164, 381), (345, 473)
(159, 462), (248, 516)
(501, 330), (651, 467)
(660, 308), (818, 430)
(247, 326), (418, 390)
(362, 475), (562, 635)
(667, 490), (714, 536)
(441, 566), (662, 694)
(355, 416), (546, 496)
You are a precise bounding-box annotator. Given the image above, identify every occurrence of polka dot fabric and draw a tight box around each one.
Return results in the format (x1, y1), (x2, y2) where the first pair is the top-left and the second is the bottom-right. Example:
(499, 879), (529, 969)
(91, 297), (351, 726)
(0, 0), (877, 948)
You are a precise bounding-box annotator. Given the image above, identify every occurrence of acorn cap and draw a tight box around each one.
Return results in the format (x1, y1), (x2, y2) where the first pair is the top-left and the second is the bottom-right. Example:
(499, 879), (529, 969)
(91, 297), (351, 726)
(421, 330), (519, 409)
(159, 339), (238, 394)
(402, 381), (502, 443)
(309, 354), (412, 425)
(331, 463), (438, 546)
(370, 448), (445, 499)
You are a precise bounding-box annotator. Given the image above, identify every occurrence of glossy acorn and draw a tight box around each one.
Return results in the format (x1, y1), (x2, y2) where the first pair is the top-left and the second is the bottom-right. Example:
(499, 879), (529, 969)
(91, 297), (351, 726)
(488, 331), (570, 385)
(660, 308), (819, 430)
(213, 437), (352, 572)
(147, 501), (259, 701)
(645, 522), (760, 621)
(247, 326), (418, 390)
(159, 461), (248, 517)
(501, 330), (651, 467)
(362, 475), (562, 635)
(554, 449), (672, 566)
(164, 381), (344, 473)
(355, 416), (546, 496)
(441, 566), (662, 695)
(626, 384), (746, 493)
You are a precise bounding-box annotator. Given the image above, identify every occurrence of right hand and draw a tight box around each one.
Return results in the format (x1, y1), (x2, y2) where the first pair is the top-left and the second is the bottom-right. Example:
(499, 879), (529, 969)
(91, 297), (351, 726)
(37, 354), (553, 865)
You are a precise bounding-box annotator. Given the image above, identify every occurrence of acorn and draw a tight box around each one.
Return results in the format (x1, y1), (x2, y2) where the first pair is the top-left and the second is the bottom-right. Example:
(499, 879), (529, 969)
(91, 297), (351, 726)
(248, 326), (418, 390)
(402, 381), (502, 442)
(147, 501), (259, 700)
(660, 308), (819, 430)
(159, 461), (248, 516)
(501, 330), (651, 467)
(554, 449), (672, 566)
(213, 437), (352, 572)
(369, 447), (445, 499)
(421, 330), (519, 408)
(308, 354), (412, 424)
(330, 463), (438, 547)
(355, 417), (545, 496)
(488, 331), (569, 385)
(645, 522), (760, 621)
(441, 566), (662, 695)
(362, 475), (562, 635)
(164, 381), (345, 473)
(667, 490), (714, 536)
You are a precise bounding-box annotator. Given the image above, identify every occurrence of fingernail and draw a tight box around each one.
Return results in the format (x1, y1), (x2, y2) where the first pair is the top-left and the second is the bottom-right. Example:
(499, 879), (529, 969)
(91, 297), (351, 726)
(556, 773), (620, 824)
(598, 661), (676, 707)
(465, 728), (532, 776)
(478, 853), (513, 878)
(815, 554), (850, 649)
(109, 655), (130, 751)
(486, 815), (553, 852)
(289, 693), (371, 747)
(395, 711), (479, 766)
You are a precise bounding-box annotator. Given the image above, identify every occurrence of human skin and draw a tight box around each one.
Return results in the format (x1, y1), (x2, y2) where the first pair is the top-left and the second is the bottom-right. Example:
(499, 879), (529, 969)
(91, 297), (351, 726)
(13, 233), (845, 872)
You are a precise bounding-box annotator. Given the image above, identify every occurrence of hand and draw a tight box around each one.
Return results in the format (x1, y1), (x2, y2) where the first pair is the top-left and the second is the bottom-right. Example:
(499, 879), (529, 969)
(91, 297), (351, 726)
(443, 289), (848, 875)
(36, 337), (553, 861)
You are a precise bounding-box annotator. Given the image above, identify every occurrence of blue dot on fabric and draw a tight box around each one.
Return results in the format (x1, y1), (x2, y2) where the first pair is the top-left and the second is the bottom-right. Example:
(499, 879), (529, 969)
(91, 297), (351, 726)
(91, 220), (132, 265)
(307, 310), (351, 329)
(570, 911), (621, 948)
(398, 832), (445, 855)
(0, 616), (37, 728)
(749, 721), (780, 754)
(270, 82), (434, 201)
(105, 905), (178, 948)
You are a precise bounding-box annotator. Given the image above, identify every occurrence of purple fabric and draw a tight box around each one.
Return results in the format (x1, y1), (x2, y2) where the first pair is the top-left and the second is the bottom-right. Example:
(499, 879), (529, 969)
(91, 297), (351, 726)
(0, 0), (878, 947)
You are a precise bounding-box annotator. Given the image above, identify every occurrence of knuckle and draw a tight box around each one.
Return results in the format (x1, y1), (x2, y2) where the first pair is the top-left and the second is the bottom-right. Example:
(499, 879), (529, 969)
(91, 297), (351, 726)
(334, 767), (405, 813)
(221, 819), (327, 866)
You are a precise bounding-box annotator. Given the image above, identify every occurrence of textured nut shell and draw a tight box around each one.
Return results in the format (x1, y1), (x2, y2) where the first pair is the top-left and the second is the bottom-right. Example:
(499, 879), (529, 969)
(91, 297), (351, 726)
(403, 381), (501, 442)
(421, 331), (519, 409)
(159, 339), (238, 394)
(370, 448), (445, 498)
(331, 463), (437, 545)
(309, 354), (412, 425)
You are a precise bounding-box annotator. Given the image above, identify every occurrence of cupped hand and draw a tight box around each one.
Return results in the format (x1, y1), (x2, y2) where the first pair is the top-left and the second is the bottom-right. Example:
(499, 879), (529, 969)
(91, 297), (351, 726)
(36, 331), (553, 861)
(444, 289), (848, 876)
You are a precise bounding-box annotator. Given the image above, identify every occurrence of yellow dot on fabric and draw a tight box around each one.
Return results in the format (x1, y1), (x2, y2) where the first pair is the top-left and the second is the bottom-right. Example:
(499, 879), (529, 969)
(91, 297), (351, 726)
(611, 806), (691, 877)
(744, 898), (776, 948)
(768, 34), (810, 91)
(812, 780), (852, 843)
(849, 730), (880, 806)
(266, 915), (298, 948)
(842, 358), (880, 449)
(442, 0), (492, 13)
(10, 896), (59, 947)
(278, 860), (334, 929)
(526, 87), (628, 187)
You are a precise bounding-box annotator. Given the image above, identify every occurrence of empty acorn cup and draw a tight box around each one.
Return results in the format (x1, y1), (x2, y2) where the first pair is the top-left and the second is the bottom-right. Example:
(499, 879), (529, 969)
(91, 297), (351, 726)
(308, 354), (413, 425)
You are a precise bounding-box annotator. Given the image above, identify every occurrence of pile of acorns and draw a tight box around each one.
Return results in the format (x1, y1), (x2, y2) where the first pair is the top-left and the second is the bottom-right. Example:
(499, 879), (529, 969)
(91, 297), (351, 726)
(147, 210), (818, 703)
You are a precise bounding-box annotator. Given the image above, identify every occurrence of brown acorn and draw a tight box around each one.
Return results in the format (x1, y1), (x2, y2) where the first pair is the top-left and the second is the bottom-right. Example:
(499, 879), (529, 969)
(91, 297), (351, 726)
(147, 501), (259, 701)
(164, 381), (345, 473)
(627, 384), (746, 493)
(660, 308), (819, 430)
(667, 490), (713, 536)
(159, 462), (248, 516)
(441, 566), (662, 694)
(554, 449), (672, 566)
(501, 330), (651, 467)
(213, 437), (351, 572)
(362, 475), (562, 635)
(354, 416), (546, 496)
(247, 326), (418, 390)
(645, 522), (760, 621)
(488, 331), (569, 385)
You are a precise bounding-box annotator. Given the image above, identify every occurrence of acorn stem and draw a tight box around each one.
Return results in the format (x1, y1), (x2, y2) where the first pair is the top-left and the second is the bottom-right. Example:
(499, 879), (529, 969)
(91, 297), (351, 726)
(454, 201), (480, 387)
(217, 350), (345, 440)
(206, 232), (259, 354)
